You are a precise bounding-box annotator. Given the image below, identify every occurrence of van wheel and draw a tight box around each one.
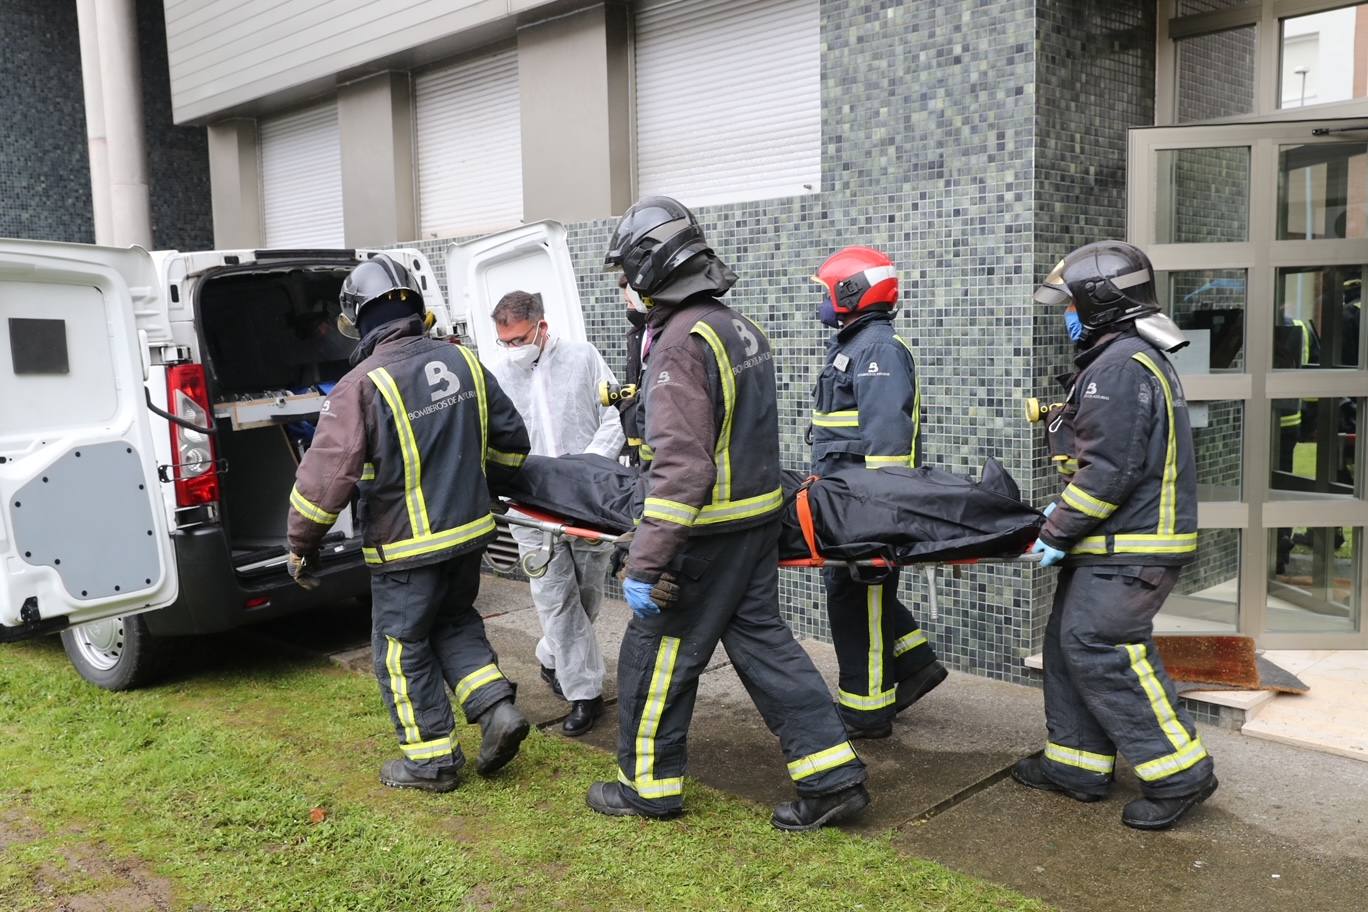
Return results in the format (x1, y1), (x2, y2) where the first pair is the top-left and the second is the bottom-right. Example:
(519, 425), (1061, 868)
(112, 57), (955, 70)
(60, 614), (164, 691)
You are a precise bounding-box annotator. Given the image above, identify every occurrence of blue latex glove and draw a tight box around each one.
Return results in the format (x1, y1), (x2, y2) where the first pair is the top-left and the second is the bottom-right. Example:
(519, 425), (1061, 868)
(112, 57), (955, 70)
(1032, 538), (1067, 567)
(623, 578), (660, 619)
(1041, 502), (1057, 518)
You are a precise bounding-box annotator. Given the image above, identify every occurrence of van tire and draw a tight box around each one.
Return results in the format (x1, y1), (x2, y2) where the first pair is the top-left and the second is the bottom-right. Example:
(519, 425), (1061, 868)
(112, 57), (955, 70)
(60, 614), (165, 691)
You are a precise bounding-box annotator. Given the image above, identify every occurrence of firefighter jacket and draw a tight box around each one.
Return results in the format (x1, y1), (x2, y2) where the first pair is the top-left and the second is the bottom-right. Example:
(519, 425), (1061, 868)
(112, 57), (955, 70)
(810, 312), (922, 474)
(1037, 326), (1198, 567)
(287, 317), (530, 571)
(627, 298), (783, 583)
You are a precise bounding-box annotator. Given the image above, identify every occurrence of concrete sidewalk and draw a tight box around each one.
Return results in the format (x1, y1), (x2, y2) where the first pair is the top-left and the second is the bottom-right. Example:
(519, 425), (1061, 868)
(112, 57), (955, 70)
(304, 573), (1368, 912)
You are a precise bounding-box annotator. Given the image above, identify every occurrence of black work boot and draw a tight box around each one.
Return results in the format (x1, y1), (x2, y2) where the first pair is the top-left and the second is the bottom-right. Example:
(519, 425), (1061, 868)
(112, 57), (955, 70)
(562, 696), (604, 737)
(771, 784), (871, 832)
(475, 699), (530, 776)
(1010, 757), (1106, 803)
(894, 661), (948, 714)
(540, 665), (564, 699)
(379, 758), (462, 793)
(586, 781), (682, 820)
(837, 704), (893, 740)
(1122, 775), (1218, 831)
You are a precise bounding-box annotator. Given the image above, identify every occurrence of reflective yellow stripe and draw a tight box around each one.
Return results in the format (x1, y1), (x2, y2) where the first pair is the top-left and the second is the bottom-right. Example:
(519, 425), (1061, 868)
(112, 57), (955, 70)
(865, 452), (913, 469)
(384, 636), (420, 744)
(289, 485), (338, 525)
(1070, 532), (1198, 556)
(1044, 742), (1115, 775)
(838, 687), (897, 710)
(454, 663), (505, 706)
(643, 497), (700, 527)
(369, 367), (432, 537)
(1124, 643), (1190, 752)
(1279, 411), (1302, 428)
(639, 442), (655, 462)
(618, 769), (684, 799)
(1133, 738), (1209, 782)
(894, 335), (920, 466)
(1053, 455), (1079, 476)
(400, 735), (454, 761)
(363, 513), (497, 565)
(787, 741), (859, 781)
(454, 345), (489, 465)
(488, 449), (526, 468)
(1061, 484), (1117, 520)
(893, 629), (927, 657)
(690, 322), (735, 504)
(1131, 353), (1177, 536)
(360, 463), (376, 482)
(634, 636), (681, 791)
(867, 585), (883, 699)
(812, 410), (860, 428)
(695, 487), (784, 525)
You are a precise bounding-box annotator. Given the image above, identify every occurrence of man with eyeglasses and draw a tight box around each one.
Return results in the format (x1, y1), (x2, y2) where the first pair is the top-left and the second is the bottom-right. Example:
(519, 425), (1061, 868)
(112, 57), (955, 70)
(489, 290), (625, 736)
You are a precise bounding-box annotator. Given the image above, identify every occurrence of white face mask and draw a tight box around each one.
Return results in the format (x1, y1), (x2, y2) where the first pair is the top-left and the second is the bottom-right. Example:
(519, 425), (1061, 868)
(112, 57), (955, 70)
(623, 284), (649, 314)
(504, 326), (545, 370)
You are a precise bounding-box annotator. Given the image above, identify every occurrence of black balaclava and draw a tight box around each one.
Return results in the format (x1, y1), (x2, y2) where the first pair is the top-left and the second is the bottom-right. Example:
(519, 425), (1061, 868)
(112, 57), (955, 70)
(644, 252), (738, 310)
(357, 295), (420, 339)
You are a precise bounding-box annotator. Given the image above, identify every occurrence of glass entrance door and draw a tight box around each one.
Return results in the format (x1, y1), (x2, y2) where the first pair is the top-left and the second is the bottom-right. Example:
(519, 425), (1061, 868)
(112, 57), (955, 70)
(1129, 116), (1368, 648)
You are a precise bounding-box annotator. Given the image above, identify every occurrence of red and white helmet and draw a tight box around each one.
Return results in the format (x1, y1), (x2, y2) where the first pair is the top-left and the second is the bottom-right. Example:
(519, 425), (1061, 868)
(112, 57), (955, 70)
(813, 246), (899, 318)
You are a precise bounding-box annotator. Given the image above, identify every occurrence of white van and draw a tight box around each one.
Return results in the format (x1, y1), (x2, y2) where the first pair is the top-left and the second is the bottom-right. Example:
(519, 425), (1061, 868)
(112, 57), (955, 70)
(0, 222), (585, 691)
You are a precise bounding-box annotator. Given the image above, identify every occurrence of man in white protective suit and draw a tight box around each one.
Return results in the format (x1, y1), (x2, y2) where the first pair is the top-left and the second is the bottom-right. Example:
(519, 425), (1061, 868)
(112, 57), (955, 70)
(489, 290), (626, 735)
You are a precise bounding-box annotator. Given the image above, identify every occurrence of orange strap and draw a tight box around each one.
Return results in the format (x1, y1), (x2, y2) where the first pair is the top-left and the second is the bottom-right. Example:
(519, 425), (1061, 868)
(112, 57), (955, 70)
(795, 479), (822, 562)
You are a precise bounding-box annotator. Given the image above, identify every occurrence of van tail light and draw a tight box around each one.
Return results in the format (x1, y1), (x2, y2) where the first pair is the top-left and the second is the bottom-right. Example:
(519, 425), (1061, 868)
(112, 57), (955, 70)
(166, 363), (220, 507)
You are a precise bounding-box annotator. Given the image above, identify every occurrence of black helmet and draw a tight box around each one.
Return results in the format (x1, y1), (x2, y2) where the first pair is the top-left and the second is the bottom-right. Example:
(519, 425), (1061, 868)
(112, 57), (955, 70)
(1034, 241), (1159, 330)
(338, 254), (423, 338)
(604, 196), (710, 295)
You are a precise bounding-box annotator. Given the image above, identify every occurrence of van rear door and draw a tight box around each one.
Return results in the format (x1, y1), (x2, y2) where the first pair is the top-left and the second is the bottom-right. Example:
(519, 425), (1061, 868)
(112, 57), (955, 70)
(446, 220), (588, 358)
(0, 241), (179, 640)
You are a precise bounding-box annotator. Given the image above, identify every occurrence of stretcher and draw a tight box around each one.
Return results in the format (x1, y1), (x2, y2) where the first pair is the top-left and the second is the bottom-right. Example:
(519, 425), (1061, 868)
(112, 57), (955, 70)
(498, 500), (1039, 621)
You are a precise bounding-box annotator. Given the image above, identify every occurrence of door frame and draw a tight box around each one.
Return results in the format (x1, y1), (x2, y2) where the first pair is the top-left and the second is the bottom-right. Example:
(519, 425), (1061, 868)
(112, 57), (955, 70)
(1129, 115), (1368, 649)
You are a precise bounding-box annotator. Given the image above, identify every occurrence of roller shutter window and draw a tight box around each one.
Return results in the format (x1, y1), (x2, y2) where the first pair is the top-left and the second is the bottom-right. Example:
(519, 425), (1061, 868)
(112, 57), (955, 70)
(258, 101), (345, 248)
(414, 49), (524, 238)
(634, 0), (821, 207)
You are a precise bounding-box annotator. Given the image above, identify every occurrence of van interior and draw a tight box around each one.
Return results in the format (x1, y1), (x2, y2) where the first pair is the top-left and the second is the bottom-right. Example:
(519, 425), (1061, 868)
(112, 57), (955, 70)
(196, 264), (362, 578)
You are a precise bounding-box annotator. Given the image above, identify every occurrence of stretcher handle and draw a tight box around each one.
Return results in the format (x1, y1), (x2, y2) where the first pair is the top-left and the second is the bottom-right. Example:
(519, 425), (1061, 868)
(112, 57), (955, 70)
(499, 502), (625, 544)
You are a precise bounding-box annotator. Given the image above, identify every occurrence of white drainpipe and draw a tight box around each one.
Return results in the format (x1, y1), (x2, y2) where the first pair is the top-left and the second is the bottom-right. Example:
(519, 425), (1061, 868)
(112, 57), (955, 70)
(76, 0), (152, 248)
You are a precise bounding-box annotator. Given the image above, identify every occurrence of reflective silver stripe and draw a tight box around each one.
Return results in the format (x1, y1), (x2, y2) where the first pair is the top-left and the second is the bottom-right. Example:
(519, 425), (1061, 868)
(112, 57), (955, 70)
(454, 663), (505, 706)
(401, 735), (454, 761)
(290, 486), (338, 524)
(363, 513), (497, 565)
(694, 487), (783, 525)
(893, 629), (927, 656)
(488, 449), (526, 468)
(812, 410), (860, 428)
(1061, 484), (1117, 520)
(1133, 738), (1209, 781)
(837, 687), (897, 710)
(1044, 741), (1115, 774)
(643, 497), (700, 526)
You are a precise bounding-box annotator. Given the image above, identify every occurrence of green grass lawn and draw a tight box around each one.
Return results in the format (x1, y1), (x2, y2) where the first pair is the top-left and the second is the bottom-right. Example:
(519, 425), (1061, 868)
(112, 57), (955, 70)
(0, 637), (1048, 912)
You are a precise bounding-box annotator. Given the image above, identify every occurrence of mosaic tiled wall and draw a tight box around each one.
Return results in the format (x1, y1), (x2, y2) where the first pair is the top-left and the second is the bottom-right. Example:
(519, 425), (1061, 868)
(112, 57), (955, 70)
(413, 0), (1160, 683)
(0, 0), (212, 249)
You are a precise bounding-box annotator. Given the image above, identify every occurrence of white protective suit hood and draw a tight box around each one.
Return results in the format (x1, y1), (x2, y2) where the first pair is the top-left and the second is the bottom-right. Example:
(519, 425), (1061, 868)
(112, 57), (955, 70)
(490, 334), (626, 460)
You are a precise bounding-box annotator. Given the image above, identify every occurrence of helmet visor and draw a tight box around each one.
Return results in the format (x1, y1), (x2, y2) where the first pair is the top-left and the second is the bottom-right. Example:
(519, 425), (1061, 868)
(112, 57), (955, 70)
(1033, 283), (1073, 308)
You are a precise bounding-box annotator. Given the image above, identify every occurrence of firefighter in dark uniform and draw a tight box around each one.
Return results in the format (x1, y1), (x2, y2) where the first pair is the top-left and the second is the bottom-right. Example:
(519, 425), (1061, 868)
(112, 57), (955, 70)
(586, 196), (870, 831)
(1015, 241), (1218, 831)
(286, 255), (533, 793)
(809, 246), (949, 740)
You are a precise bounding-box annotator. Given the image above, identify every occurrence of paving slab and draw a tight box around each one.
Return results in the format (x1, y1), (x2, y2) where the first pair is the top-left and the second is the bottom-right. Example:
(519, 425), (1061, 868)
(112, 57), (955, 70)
(895, 725), (1368, 912)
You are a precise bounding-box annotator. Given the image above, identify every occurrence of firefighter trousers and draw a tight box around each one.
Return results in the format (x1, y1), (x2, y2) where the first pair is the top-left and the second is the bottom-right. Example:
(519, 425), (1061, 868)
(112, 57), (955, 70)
(1041, 564), (1215, 799)
(370, 549), (516, 778)
(615, 521), (866, 814)
(824, 567), (938, 727)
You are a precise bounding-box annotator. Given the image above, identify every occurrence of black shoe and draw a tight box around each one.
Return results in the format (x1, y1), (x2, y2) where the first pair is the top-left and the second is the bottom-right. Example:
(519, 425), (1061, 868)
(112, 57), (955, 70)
(586, 781), (682, 819)
(771, 784), (871, 832)
(379, 758), (462, 793)
(1011, 757), (1106, 803)
(476, 699), (530, 776)
(562, 696), (604, 737)
(836, 703), (893, 740)
(894, 661), (948, 714)
(540, 665), (564, 699)
(1122, 775), (1218, 831)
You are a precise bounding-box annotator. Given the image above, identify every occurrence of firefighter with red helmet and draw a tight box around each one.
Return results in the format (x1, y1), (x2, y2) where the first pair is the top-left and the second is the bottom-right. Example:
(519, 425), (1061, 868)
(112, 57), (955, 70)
(810, 247), (948, 739)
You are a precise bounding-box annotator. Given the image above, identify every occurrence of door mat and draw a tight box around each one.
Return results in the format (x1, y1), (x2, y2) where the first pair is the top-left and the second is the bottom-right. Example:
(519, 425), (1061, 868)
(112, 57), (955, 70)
(1155, 635), (1309, 694)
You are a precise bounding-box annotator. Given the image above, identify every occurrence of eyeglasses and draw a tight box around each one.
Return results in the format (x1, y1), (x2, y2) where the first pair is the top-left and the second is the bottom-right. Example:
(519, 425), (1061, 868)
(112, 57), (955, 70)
(496, 323), (544, 348)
